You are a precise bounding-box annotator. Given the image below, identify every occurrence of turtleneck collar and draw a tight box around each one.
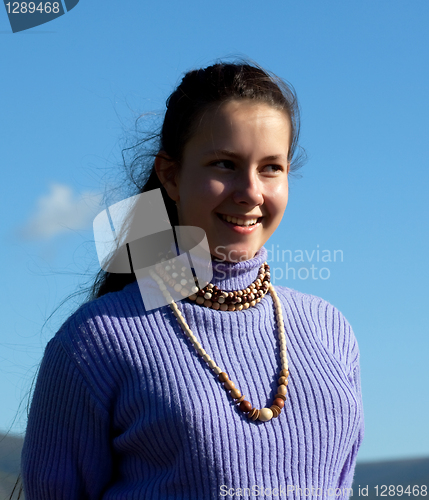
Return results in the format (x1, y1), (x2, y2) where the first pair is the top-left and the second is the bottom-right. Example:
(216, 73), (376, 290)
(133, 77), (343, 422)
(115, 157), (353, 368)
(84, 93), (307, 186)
(128, 245), (268, 309)
(210, 246), (267, 291)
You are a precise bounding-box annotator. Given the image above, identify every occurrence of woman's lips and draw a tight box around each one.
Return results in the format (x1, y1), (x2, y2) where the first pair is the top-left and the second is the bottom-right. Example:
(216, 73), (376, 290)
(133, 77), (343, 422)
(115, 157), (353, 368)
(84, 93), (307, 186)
(216, 213), (263, 233)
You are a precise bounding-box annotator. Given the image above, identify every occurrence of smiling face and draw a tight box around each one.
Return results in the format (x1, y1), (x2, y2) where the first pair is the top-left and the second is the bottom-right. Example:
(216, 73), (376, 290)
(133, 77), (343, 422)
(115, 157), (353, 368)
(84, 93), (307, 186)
(156, 99), (291, 262)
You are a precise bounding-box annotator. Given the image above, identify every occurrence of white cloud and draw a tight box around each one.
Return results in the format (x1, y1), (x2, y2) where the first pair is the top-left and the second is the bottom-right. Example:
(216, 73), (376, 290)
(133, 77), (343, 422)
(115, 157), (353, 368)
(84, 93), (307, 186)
(16, 183), (104, 241)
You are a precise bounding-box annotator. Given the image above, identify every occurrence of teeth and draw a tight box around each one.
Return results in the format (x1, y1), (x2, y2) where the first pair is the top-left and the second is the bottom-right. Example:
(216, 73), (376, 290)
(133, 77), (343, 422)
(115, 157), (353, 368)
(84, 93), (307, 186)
(221, 214), (259, 226)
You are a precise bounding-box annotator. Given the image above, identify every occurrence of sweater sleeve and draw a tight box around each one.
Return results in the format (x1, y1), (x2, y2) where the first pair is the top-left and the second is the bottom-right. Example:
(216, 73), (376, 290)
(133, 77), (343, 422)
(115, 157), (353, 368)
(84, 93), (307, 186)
(317, 301), (365, 498)
(336, 361), (365, 498)
(21, 336), (113, 500)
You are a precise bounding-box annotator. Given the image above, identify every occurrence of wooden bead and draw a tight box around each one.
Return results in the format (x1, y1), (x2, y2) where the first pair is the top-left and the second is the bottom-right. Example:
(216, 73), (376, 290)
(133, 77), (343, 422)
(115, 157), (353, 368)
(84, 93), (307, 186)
(273, 398), (285, 409)
(274, 393), (286, 401)
(239, 400), (252, 413)
(207, 359), (216, 369)
(270, 406), (279, 418)
(212, 302), (220, 310)
(251, 409), (260, 421)
(280, 369), (289, 377)
(230, 388), (241, 399)
(258, 408), (273, 422)
(204, 300), (212, 307)
(213, 366), (222, 375)
(278, 376), (287, 385)
(247, 408), (257, 419)
(196, 296), (205, 305)
(196, 348), (206, 357)
(270, 405), (281, 418)
(223, 380), (235, 390)
(228, 304), (236, 311)
(218, 372), (229, 382)
(277, 385), (287, 395)
(220, 304), (228, 311)
(235, 395), (245, 404)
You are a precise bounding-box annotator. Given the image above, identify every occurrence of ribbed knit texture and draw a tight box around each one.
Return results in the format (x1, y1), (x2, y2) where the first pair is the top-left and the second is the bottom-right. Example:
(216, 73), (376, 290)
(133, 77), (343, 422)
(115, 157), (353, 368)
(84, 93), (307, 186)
(21, 246), (364, 499)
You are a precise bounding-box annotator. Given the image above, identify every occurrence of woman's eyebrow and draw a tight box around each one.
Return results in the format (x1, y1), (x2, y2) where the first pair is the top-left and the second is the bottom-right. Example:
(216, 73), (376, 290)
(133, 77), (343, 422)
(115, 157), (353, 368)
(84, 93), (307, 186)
(203, 149), (286, 162)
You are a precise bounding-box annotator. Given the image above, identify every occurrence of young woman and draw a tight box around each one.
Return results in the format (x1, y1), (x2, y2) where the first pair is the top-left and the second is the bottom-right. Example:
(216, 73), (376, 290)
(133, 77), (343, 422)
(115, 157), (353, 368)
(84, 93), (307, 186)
(21, 62), (364, 499)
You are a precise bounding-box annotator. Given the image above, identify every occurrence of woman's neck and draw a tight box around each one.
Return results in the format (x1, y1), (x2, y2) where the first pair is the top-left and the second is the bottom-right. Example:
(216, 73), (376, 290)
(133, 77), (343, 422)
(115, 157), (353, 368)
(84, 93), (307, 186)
(210, 246), (268, 291)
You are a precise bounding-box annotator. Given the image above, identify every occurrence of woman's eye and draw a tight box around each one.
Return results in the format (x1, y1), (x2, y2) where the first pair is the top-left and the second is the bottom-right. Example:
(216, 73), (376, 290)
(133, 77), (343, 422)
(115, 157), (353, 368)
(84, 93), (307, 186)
(263, 164), (283, 173)
(212, 160), (234, 169)
(210, 161), (283, 173)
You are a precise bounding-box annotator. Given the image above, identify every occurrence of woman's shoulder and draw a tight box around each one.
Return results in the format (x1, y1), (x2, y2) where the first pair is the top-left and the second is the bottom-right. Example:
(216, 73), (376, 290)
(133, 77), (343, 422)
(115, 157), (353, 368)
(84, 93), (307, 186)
(47, 281), (157, 400)
(273, 284), (360, 369)
(53, 281), (154, 362)
(272, 283), (340, 311)
(59, 280), (142, 331)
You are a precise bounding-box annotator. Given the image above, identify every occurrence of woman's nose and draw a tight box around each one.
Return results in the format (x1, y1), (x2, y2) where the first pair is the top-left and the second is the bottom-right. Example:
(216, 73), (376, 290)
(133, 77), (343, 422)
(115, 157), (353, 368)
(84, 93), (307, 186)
(231, 170), (263, 207)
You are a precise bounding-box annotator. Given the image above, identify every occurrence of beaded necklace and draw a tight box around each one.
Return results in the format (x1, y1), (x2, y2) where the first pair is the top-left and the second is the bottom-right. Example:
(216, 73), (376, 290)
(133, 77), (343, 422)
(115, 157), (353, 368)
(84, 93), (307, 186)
(149, 258), (289, 423)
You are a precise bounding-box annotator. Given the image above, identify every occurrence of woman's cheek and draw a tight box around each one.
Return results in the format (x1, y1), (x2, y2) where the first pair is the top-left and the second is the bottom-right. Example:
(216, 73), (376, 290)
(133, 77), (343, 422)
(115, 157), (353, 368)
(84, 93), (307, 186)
(197, 182), (225, 202)
(271, 186), (289, 209)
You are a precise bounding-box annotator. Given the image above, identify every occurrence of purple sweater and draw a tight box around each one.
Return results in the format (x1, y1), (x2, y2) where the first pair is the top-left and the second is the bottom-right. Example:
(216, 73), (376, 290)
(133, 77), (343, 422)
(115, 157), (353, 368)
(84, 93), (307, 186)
(21, 246), (364, 499)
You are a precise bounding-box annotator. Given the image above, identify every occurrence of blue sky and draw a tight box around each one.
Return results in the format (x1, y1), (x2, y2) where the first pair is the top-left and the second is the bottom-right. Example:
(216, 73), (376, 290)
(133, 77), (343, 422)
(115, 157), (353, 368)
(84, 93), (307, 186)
(1, 0), (428, 462)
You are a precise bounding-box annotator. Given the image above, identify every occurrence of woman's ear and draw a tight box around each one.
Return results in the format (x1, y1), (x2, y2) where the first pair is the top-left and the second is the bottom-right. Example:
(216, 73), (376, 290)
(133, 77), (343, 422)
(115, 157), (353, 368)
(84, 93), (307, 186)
(154, 151), (180, 203)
